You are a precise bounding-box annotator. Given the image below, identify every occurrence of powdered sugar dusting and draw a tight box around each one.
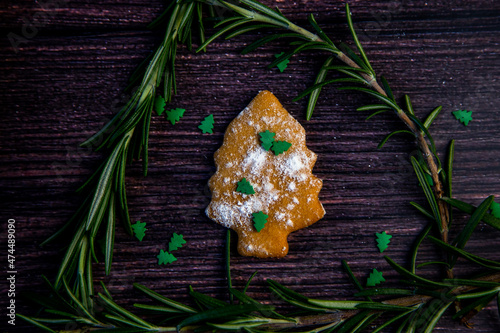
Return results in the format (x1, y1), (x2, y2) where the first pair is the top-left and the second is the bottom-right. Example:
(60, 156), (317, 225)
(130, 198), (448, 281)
(241, 146), (267, 175)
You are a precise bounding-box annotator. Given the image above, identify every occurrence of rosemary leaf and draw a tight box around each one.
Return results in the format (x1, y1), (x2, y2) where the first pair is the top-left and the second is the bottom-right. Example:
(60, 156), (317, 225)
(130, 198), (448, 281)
(377, 130), (414, 149)
(62, 278), (99, 324)
(266, 281), (329, 312)
(356, 104), (392, 111)
(238, 0), (292, 26)
(294, 78), (363, 101)
(423, 105), (443, 129)
(55, 222), (86, 287)
(208, 318), (270, 330)
(89, 188), (111, 239)
(197, 18), (252, 52)
(339, 42), (370, 73)
(426, 236), (500, 270)
(445, 140), (455, 199)
(26, 318), (75, 324)
(98, 293), (154, 329)
(176, 304), (274, 330)
(385, 256), (451, 288)
(85, 135), (129, 230)
(452, 292), (497, 320)
(77, 236), (90, 310)
(197, 2), (206, 52)
(133, 283), (197, 314)
(305, 55), (334, 120)
(380, 76), (395, 101)
(308, 14), (334, 46)
(213, 15), (245, 28)
(409, 202), (434, 220)
(355, 288), (414, 297)
(452, 195), (495, 251)
(455, 289), (500, 300)
(356, 302), (411, 312)
(281, 298), (331, 312)
(345, 3), (375, 76)
(44, 309), (78, 318)
(241, 33), (307, 54)
(133, 303), (184, 314)
(266, 279), (310, 303)
(127, 53), (154, 90)
(341, 260), (371, 301)
(117, 151), (132, 235)
(411, 157), (442, 231)
(407, 113), (438, 157)
(229, 288), (258, 305)
(85, 255), (94, 313)
(441, 197), (500, 231)
(147, 1), (176, 29)
(410, 223), (433, 274)
(100, 280), (114, 300)
(326, 65), (372, 74)
(337, 310), (372, 333)
(16, 314), (58, 333)
(225, 23), (275, 39)
(189, 289), (228, 309)
(420, 301), (452, 333)
(338, 86), (400, 111)
(307, 299), (364, 310)
(497, 292), (500, 318)
(267, 41), (338, 68)
(243, 271), (259, 294)
(410, 201), (434, 220)
(104, 314), (152, 330)
(443, 279), (500, 288)
(91, 328), (152, 333)
(371, 309), (415, 333)
(141, 105), (152, 177)
(230, 288), (295, 322)
(416, 261), (450, 269)
(404, 94), (415, 115)
(41, 276), (77, 312)
(366, 110), (390, 121)
(105, 193), (115, 276)
(395, 309), (413, 333)
(352, 313), (380, 333)
(336, 68), (370, 84)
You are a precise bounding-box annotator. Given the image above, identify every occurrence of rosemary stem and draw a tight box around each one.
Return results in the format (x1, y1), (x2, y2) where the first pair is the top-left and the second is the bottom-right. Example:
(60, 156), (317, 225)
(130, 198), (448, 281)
(261, 272), (500, 331)
(287, 21), (323, 41)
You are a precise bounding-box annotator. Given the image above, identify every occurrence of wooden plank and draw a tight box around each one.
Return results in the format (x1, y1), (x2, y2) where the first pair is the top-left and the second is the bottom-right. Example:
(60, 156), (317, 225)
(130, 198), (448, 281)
(1, 0), (499, 30)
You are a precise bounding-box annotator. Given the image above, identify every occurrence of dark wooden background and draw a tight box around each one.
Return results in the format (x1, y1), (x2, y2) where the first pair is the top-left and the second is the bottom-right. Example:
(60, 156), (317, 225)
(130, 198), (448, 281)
(1, 0), (499, 332)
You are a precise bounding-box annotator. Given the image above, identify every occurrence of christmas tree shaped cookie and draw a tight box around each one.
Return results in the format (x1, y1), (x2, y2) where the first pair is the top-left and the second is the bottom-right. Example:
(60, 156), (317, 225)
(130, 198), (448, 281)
(205, 91), (325, 258)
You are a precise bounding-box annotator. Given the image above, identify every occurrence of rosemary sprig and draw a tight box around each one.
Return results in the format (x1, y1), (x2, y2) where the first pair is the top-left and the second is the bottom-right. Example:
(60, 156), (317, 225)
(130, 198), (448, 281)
(20, 255), (500, 332)
(21, 1), (500, 332)
(42, 0), (202, 303)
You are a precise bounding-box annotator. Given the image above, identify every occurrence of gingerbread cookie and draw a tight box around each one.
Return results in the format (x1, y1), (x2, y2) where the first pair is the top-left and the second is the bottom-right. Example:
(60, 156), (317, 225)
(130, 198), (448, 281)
(205, 91), (325, 258)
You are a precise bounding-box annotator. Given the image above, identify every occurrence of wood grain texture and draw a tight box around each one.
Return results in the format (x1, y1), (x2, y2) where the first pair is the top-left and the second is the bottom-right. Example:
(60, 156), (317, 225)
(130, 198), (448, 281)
(1, 0), (499, 331)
